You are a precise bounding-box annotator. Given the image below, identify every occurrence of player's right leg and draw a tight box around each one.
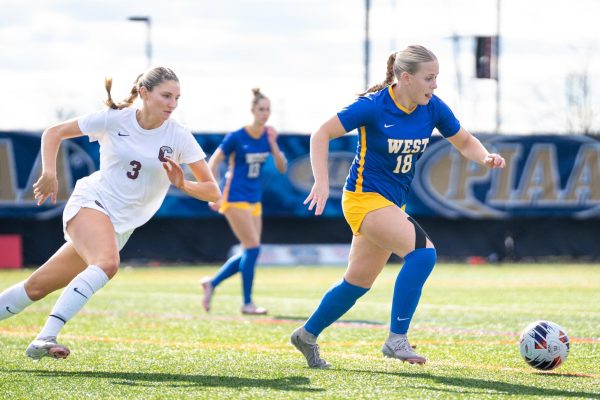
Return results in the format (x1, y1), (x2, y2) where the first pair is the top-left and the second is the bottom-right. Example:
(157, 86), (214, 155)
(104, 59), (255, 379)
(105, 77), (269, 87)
(0, 243), (87, 321)
(26, 208), (118, 360)
(291, 235), (390, 368)
(200, 254), (242, 312)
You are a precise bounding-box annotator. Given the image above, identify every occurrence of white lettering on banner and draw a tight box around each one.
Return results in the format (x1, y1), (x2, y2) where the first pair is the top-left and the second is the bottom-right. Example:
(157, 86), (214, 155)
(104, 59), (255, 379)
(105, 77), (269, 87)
(229, 244), (351, 266)
(0, 140), (93, 206)
(287, 151), (355, 199)
(0, 140), (17, 201)
(411, 136), (600, 218)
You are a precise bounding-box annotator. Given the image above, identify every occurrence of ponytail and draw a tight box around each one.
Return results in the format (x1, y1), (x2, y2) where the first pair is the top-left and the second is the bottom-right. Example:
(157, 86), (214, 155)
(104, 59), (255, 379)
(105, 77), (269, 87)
(104, 74), (141, 110)
(359, 53), (396, 96)
(358, 45), (437, 96)
(104, 67), (178, 110)
(251, 87), (268, 108)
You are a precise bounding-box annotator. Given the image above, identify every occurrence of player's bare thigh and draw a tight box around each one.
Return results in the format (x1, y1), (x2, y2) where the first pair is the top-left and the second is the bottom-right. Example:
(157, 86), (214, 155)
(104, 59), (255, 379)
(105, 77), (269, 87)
(66, 207), (120, 277)
(344, 234), (392, 288)
(224, 207), (261, 248)
(359, 205), (434, 257)
(343, 205), (434, 287)
(24, 242), (87, 301)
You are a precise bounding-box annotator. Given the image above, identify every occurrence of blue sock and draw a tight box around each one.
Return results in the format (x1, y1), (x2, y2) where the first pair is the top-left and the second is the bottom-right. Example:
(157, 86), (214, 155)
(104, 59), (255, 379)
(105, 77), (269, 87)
(304, 278), (369, 337)
(240, 247), (260, 305)
(390, 248), (437, 334)
(211, 254), (242, 288)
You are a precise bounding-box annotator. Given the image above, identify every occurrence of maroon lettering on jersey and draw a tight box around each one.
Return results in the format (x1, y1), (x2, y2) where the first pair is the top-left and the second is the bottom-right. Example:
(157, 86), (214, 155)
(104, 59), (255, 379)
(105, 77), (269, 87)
(158, 146), (174, 162)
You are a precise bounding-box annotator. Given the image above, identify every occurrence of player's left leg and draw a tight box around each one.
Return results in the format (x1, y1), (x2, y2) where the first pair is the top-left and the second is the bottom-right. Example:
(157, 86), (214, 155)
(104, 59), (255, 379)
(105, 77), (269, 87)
(224, 207), (266, 314)
(240, 212), (265, 314)
(360, 206), (436, 364)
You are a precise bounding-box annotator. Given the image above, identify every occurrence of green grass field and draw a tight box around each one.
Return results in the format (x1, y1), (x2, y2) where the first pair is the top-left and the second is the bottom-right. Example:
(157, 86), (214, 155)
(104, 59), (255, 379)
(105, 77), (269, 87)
(0, 263), (599, 399)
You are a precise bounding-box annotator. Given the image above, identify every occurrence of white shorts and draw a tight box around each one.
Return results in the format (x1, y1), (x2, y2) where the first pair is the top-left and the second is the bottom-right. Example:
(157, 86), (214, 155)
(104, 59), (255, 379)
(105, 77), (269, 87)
(63, 180), (134, 251)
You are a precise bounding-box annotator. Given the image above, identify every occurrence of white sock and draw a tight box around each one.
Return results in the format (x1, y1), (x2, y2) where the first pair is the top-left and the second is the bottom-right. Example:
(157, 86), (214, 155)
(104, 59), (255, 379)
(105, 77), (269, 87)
(37, 265), (109, 339)
(0, 281), (34, 321)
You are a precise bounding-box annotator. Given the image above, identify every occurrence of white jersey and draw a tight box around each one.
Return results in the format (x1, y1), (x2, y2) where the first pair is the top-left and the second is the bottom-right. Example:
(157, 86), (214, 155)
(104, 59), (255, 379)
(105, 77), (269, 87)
(76, 107), (206, 233)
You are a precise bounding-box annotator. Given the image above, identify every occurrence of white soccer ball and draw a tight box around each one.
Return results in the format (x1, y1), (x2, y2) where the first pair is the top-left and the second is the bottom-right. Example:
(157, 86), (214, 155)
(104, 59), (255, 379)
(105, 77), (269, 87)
(519, 320), (570, 370)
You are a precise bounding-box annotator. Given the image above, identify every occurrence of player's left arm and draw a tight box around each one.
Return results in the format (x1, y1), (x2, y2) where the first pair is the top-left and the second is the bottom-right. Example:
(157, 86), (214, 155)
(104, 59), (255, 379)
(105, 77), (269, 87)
(266, 126), (288, 173)
(446, 127), (505, 168)
(162, 158), (221, 202)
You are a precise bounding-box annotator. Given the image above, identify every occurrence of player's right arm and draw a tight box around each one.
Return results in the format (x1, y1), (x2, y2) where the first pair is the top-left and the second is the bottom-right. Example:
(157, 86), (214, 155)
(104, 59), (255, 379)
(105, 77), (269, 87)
(304, 115), (346, 216)
(33, 119), (84, 206)
(207, 148), (225, 181)
(207, 147), (226, 210)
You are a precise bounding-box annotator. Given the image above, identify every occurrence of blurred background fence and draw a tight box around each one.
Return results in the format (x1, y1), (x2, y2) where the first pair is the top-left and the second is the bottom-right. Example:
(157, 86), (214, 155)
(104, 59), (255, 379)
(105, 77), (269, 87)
(1, 130), (599, 266)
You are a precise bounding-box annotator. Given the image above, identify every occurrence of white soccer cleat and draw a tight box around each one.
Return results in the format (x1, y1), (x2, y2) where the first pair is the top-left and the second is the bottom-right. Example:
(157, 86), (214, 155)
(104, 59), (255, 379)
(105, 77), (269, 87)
(200, 278), (214, 312)
(382, 336), (426, 365)
(25, 336), (70, 361)
(290, 326), (331, 369)
(241, 302), (268, 315)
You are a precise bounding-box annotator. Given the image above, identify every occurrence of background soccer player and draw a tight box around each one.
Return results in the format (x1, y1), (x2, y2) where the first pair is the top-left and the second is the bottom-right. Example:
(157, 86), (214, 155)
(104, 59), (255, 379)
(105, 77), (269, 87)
(201, 88), (287, 315)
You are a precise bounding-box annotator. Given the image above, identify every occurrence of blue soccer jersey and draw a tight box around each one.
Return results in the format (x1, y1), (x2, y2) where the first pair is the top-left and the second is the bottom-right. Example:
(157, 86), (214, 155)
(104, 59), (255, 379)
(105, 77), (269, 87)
(219, 127), (271, 203)
(337, 85), (460, 207)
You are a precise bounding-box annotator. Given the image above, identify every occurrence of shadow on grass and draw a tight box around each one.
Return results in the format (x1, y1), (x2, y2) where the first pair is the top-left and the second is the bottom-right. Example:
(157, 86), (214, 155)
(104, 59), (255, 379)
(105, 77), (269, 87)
(10, 370), (324, 393)
(344, 369), (600, 399)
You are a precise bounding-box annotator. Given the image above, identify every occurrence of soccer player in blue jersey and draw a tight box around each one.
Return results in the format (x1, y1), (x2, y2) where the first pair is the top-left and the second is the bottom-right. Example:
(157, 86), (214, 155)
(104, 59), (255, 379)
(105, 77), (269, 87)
(201, 88), (287, 315)
(290, 45), (505, 368)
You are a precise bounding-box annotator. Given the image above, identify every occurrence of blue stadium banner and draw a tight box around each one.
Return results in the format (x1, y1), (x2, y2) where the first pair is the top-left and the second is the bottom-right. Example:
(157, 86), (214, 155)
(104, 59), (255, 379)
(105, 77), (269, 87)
(1, 131), (599, 219)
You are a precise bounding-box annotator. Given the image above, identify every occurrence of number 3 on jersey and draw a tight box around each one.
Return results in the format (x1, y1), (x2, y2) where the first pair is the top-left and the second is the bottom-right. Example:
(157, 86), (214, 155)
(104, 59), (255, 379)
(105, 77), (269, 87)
(127, 160), (142, 179)
(393, 154), (413, 174)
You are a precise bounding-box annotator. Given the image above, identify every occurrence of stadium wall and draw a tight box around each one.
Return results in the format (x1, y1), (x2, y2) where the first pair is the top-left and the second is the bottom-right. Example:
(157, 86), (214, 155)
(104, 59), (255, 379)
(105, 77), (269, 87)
(1, 131), (599, 266)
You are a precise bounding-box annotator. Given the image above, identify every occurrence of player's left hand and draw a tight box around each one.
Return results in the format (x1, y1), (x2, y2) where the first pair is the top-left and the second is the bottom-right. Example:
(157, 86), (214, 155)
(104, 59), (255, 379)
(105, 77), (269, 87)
(162, 158), (185, 189)
(266, 126), (278, 145)
(484, 153), (505, 169)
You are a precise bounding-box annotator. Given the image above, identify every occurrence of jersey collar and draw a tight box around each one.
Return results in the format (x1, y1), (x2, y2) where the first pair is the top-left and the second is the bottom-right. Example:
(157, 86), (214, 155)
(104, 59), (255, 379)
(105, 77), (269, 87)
(388, 85), (417, 114)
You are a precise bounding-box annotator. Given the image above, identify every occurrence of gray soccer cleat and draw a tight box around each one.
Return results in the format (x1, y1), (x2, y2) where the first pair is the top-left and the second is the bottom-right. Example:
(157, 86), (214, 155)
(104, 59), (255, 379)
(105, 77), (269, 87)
(241, 302), (268, 315)
(25, 336), (70, 360)
(382, 336), (426, 365)
(200, 278), (214, 312)
(290, 326), (331, 369)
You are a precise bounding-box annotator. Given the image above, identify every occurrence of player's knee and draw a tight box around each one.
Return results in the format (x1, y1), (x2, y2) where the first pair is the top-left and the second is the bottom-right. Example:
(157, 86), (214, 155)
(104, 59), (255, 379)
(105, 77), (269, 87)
(243, 245), (261, 257)
(96, 255), (120, 278)
(243, 239), (261, 249)
(405, 247), (437, 270)
(23, 279), (48, 301)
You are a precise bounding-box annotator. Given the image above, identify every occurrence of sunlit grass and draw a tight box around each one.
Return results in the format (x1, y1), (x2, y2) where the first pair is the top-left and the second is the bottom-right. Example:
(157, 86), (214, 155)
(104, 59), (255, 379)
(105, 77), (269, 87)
(0, 263), (598, 399)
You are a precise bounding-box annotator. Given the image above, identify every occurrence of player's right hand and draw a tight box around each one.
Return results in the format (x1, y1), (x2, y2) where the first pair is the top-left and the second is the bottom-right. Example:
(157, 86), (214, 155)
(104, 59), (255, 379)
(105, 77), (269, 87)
(303, 181), (329, 216)
(32, 172), (58, 206)
(208, 200), (222, 212)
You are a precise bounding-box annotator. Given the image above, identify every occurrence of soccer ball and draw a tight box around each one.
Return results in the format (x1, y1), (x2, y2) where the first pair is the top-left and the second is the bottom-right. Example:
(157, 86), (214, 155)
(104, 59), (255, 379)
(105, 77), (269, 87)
(519, 320), (570, 370)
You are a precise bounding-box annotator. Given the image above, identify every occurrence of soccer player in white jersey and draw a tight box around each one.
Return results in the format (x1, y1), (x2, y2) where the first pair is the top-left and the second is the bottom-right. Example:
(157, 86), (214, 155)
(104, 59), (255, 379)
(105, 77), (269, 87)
(0, 67), (221, 360)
